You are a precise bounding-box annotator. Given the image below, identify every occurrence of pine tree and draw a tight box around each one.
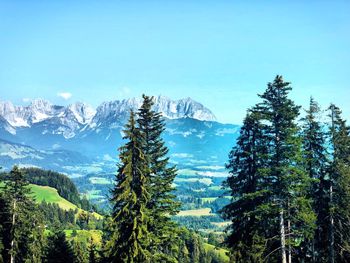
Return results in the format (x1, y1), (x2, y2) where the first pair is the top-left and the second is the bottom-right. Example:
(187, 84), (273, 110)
(107, 110), (151, 262)
(253, 75), (315, 262)
(300, 97), (329, 261)
(221, 111), (268, 262)
(88, 238), (97, 263)
(45, 231), (75, 263)
(137, 95), (181, 260)
(72, 240), (88, 263)
(328, 104), (350, 262)
(1, 166), (45, 263)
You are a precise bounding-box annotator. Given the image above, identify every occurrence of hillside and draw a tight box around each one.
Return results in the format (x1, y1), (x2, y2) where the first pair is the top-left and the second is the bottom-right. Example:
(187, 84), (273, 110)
(0, 181), (102, 219)
(30, 184), (78, 211)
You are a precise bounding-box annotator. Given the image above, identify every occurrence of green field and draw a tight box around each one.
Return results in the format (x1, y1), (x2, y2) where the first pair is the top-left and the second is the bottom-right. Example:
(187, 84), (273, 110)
(1, 182), (102, 219)
(65, 229), (103, 245)
(1, 182), (77, 210)
(203, 243), (230, 262)
(177, 208), (212, 216)
(176, 177), (213, 185)
(89, 177), (111, 185)
(30, 184), (78, 210)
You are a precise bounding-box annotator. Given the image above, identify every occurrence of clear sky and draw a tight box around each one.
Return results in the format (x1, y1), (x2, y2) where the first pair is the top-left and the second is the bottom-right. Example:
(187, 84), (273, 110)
(0, 0), (349, 124)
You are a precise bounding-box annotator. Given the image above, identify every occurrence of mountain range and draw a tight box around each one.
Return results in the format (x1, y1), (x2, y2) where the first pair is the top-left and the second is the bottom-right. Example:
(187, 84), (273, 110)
(0, 96), (238, 176)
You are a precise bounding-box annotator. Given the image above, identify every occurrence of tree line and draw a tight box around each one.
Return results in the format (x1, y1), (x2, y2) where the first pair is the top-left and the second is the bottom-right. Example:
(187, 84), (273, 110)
(222, 75), (350, 262)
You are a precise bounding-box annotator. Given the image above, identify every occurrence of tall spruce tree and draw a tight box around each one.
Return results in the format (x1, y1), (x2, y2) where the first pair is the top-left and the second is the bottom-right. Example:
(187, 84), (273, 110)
(1, 166), (45, 263)
(137, 95), (180, 261)
(107, 111), (151, 262)
(221, 111), (268, 262)
(328, 104), (350, 262)
(253, 75), (315, 262)
(301, 97), (329, 261)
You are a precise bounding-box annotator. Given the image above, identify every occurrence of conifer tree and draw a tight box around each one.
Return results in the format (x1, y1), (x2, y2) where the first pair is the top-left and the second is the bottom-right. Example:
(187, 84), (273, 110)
(224, 76), (316, 262)
(255, 76), (315, 262)
(107, 111), (151, 262)
(88, 238), (97, 263)
(327, 104), (350, 262)
(1, 166), (45, 263)
(45, 231), (75, 263)
(137, 95), (181, 260)
(72, 240), (88, 263)
(301, 97), (329, 261)
(221, 112), (268, 262)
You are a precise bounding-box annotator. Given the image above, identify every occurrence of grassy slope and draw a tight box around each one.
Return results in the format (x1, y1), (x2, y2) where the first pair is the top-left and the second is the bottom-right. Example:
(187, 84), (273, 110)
(203, 243), (230, 262)
(65, 230), (103, 245)
(30, 184), (103, 219)
(30, 184), (77, 210)
(177, 208), (212, 216)
(1, 182), (102, 219)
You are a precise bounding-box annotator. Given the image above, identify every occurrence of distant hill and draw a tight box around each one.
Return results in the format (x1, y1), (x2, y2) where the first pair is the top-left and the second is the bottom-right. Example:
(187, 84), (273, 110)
(0, 172), (102, 219)
(29, 184), (102, 219)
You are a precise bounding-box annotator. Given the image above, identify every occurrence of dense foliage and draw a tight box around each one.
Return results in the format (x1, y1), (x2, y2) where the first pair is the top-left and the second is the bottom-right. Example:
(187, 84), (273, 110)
(106, 96), (219, 262)
(222, 75), (350, 262)
(0, 166), (45, 262)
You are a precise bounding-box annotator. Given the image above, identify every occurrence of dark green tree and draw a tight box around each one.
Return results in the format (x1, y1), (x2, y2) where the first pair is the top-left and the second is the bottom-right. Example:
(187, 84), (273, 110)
(221, 112), (268, 262)
(107, 111), (151, 262)
(45, 231), (75, 263)
(88, 238), (97, 263)
(0, 166), (45, 263)
(327, 104), (350, 262)
(254, 76), (315, 262)
(300, 97), (329, 261)
(137, 95), (181, 260)
(72, 240), (88, 263)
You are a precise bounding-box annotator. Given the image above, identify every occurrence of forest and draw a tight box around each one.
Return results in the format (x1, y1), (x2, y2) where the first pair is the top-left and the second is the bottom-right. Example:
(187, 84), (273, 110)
(0, 76), (350, 262)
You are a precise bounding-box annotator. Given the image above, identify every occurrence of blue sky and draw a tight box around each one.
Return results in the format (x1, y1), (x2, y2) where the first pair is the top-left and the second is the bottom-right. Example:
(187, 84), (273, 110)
(0, 0), (349, 123)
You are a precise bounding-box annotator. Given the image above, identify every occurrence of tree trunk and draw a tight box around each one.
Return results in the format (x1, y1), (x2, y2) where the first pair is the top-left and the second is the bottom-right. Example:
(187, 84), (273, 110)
(287, 200), (292, 263)
(330, 183), (334, 263)
(10, 199), (16, 263)
(280, 207), (287, 263)
(329, 105), (335, 263)
(288, 219), (292, 263)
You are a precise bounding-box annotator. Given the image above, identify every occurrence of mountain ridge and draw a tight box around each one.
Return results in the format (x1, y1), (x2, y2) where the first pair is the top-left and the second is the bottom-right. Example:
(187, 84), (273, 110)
(0, 96), (217, 134)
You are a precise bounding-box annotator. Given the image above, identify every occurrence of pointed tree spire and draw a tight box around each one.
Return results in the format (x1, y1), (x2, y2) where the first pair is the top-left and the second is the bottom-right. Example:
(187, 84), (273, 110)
(107, 110), (151, 262)
(137, 94), (181, 260)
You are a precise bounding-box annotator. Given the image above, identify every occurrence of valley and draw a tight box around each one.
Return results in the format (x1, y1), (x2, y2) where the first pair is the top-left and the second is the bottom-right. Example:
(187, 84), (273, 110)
(0, 96), (238, 235)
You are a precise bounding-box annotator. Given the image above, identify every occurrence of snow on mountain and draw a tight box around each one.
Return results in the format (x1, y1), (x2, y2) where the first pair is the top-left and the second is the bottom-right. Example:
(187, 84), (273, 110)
(0, 96), (217, 139)
(29, 99), (54, 123)
(90, 95), (217, 128)
(67, 102), (96, 124)
(153, 96), (217, 121)
(90, 97), (140, 128)
(0, 116), (16, 135)
(0, 99), (55, 127)
(0, 100), (29, 127)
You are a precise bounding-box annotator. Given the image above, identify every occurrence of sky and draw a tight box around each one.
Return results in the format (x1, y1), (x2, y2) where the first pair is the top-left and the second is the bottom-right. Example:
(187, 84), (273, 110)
(0, 0), (349, 124)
